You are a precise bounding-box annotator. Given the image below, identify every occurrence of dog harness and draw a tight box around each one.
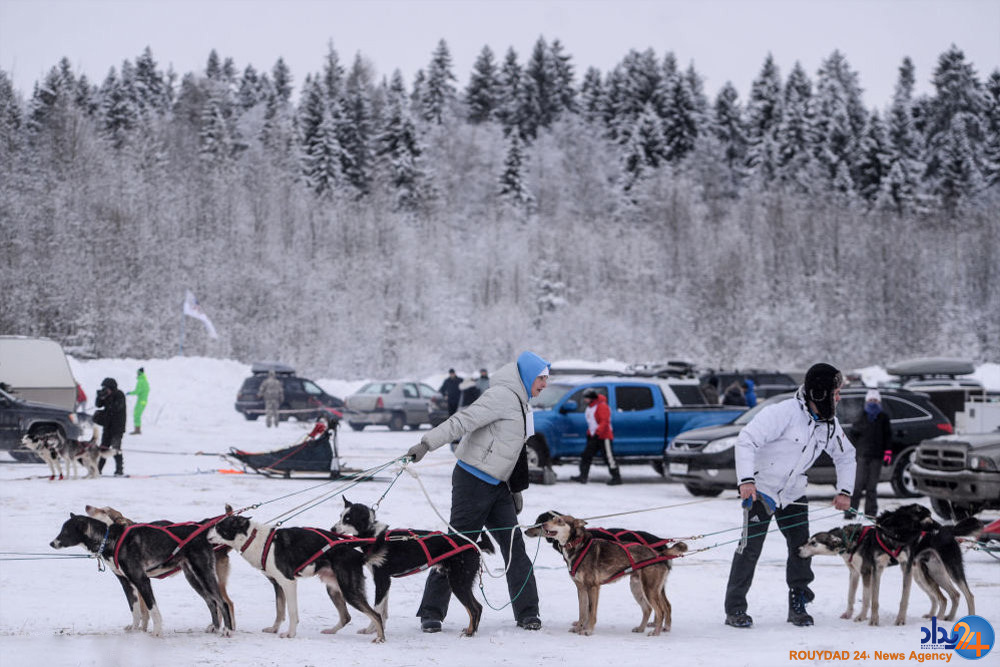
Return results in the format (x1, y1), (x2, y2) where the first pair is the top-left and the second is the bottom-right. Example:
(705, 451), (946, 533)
(361, 529), (480, 577)
(587, 528), (675, 551)
(848, 526), (911, 565)
(567, 534), (681, 584)
(113, 516), (226, 575)
(241, 526), (354, 576)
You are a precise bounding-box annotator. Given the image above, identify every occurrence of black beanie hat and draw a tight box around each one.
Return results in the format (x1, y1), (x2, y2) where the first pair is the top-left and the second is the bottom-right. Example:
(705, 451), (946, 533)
(804, 363), (842, 421)
(101, 377), (118, 391)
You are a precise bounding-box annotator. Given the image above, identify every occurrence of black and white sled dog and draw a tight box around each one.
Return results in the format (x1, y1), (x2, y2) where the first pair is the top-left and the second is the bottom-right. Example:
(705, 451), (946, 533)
(85, 504), (237, 631)
(21, 428), (112, 479)
(207, 512), (385, 641)
(50, 511), (234, 637)
(333, 497), (493, 637)
(799, 504), (979, 626)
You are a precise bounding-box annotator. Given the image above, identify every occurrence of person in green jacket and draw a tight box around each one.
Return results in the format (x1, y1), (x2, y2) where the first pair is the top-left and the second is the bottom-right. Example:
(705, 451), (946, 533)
(127, 367), (150, 435)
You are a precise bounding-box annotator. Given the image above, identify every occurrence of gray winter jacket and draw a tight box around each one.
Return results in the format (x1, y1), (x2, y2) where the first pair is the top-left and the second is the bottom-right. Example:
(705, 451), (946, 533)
(734, 388), (856, 508)
(420, 361), (529, 482)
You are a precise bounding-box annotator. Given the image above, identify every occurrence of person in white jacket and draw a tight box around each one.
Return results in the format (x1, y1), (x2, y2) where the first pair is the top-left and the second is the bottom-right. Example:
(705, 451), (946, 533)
(723, 363), (856, 629)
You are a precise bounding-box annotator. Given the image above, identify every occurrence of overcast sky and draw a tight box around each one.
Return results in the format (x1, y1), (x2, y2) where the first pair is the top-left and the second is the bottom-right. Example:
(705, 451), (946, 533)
(2, 0), (998, 108)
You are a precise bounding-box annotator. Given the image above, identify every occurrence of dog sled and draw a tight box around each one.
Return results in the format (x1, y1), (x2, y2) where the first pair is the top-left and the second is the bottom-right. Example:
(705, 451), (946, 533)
(229, 419), (347, 479)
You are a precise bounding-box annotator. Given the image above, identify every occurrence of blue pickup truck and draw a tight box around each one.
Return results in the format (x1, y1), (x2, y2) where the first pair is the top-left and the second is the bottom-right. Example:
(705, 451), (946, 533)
(526, 376), (746, 484)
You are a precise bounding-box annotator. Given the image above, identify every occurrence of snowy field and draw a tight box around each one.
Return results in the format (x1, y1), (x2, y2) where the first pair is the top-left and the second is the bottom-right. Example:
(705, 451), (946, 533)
(1, 357), (997, 667)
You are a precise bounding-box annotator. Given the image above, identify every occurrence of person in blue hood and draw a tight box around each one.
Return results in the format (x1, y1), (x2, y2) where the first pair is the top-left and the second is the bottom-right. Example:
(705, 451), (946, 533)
(405, 351), (549, 633)
(742, 378), (758, 408)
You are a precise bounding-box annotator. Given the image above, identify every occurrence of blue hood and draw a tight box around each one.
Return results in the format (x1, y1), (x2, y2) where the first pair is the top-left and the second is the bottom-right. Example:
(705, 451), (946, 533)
(516, 351), (550, 395)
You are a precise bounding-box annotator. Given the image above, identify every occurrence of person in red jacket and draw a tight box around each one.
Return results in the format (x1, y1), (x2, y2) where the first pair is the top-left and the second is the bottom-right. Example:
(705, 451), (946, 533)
(571, 388), (621, 485)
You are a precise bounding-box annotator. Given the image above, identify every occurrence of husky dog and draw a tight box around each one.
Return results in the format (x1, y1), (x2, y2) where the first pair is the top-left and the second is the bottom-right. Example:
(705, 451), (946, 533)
(207, 513), (385, 641)
(21, 432), (66, 479)
(539, 513), (686, 636)
(85, 504), (237, 631)
(50, 512), (233, 637)
(334, 497), (493, 637)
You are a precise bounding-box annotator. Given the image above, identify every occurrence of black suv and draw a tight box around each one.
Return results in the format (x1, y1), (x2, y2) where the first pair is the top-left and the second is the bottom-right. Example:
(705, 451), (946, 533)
(0, 386), (85, 462)
(665, 386), (953, 497)
(700, 369), (798, 401)
(234, 362), (344, 422)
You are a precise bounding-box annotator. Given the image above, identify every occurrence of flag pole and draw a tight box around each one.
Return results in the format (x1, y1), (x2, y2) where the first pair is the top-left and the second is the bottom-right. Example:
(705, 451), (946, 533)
(179, 292), (186, 356)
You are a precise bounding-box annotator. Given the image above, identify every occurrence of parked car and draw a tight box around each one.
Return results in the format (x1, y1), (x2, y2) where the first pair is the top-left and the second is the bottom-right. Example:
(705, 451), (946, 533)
(526, 375), (746, 484)
(910, 432), (1000, 520)
(664, 386), (953, 497)
(884, 357), (989, 424)
(0, 335), (80, 411)
(234, 362), (344, 422)
(0, 386), (87, 462)
(699, 369), (799, 402)
(344, 380), (440, 431)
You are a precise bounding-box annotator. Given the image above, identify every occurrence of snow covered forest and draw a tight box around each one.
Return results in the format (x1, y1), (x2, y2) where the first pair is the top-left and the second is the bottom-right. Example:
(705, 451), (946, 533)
(1, 38), (997, 377)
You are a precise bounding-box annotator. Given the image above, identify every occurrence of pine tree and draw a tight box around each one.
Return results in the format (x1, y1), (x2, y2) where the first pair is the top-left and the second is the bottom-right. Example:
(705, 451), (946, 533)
(620, 102), (666, 191)
(579, 66), (605, 125)
(813, 51), (866, 186)
(0, 70), (23, 156)
(495, 48), (527, 138)
(303, 105), (346, 197)
(776, 62), (818, 192)
(606, 49), (662, 145)
(550, 39), (576, 114)
(983, 69), (1000, 185)
(855, 111), (892, 201)
(237, 64), (262, 111)
(98, 66), (138, 149)
(660, 73), (697, 162)
(498, 130), (534, 207)
(522, 37), (554, 137)
(934, 111), (985, 208)
(271, 57), (293, 104)
(745, 53), (782, 179)
(421, 39), (456, 124)
(376, 70), (434, 210)
(199, 94), (234, 162)
(339, 54), (375, 194)
(133, 46), (168, 115)
(321, 41), (345, 103)
(298, 77), (328, 176)
(465, 45), (499, 124)
(206, 50), (223, 80)
(884, 57), (925, 211)
(711, 82), (747, 173)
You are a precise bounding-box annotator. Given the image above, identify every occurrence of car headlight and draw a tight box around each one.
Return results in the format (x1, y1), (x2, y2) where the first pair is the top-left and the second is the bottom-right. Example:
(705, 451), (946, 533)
(969, 455), (998, 471)
(68, 413), (78, 424)
(703, 436), (738, 453)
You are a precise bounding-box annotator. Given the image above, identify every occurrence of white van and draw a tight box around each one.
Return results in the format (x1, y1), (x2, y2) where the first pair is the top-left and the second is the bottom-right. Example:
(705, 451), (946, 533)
(0, 336), (79, 411)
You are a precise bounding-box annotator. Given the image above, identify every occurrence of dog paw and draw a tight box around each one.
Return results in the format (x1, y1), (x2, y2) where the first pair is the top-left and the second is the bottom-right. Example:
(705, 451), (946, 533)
(869, 618), (880, 627)
(581, 628), (593, 636)
(371, 636), (385, 644)
(648, 629), (662, 637)
(894, 617), (906, 626)
(840, 611), (852, 619)
(262, 627), (278, 633)
(279, 630), (296, 638)
(631, 626), (644, 633)
(219, 628), (232, 638)
(322, 626), (343, 635)
(356, 626), (375, 635)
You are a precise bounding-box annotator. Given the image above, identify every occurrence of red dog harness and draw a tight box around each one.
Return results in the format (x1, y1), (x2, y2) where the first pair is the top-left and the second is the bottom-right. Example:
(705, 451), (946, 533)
(240, 526), (353, 576)
(567, 535), (680, 584)
(588, 528), (675, 551)
(849, 526), (921, 565)
(113, 515), (226, 574)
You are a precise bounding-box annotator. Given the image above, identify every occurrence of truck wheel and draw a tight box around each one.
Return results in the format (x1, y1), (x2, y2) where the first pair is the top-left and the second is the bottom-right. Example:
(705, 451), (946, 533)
(526, 436), (557, 486)
(349, 422), (366, 432)
(890, 448), (921, 498)
(651, 460), (665, 477)
(684, 483), (723, 497)
(388, 412), (405, 431)
(244, 413), (259, 421)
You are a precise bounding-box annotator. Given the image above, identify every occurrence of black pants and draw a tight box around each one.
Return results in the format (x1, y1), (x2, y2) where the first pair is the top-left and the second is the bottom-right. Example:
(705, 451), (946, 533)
(97, 433), (123, 474)
(416, 465), (539, 624)
(579, 435), (617, 476)
(850, 458), (881, 517)
(724, 497), (812, 615)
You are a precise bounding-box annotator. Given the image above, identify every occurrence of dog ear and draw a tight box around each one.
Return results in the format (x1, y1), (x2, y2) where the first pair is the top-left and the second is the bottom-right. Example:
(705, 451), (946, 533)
(225, 503), (234, 515)
(343, 497), (351, 507)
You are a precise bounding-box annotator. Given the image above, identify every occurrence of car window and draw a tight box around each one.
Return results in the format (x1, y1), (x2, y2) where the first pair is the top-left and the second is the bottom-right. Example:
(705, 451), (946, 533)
(669, 384), (705, 405)
(532, 383), (572, 409)
(837, 397), (864, 425)
(403, 383), (418, 398)
(882, 396), (930, 421)
(615, 386), (654, 412)
(283, 379), (303, 393)
(418, 384), (438, 398)
(302, 380), (323, 396)
(565, 387), (607, 413)
(240, 377), (263, 394)
(359, 382), (395, 394)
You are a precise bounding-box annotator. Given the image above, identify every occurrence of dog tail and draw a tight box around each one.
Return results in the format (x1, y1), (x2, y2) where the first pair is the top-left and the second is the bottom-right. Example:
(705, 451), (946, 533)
(476, 531), (495, 555)
(951, 517), (983, 540)
(365, 530), (388, 566)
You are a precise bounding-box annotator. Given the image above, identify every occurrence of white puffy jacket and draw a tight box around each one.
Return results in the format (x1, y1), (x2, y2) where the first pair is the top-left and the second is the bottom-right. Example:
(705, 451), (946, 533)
(734, 389), (856, 508)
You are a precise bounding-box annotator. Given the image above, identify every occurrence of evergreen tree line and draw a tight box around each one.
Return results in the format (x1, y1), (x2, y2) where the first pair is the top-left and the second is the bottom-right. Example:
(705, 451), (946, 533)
(0, 39), (997, 376)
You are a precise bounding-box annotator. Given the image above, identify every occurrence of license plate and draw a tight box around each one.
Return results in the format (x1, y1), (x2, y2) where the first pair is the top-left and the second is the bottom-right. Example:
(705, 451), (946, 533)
(668, 462), (688, 476)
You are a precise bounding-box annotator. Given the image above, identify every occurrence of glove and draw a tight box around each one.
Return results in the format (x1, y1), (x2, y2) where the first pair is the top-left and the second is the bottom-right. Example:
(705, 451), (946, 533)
(406, 442), (430, 463)
(512, 491), (523, 515)
(883, 450), (893, 466)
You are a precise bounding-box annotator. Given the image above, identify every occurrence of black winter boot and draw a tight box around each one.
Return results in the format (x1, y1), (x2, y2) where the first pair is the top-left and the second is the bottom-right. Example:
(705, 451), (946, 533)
(606, 468), (622, 486)
(571, 463), (590, 483)
(113, 453), (124, 477)
(725, 611), (753, 628)
(787, 589), (814, 626)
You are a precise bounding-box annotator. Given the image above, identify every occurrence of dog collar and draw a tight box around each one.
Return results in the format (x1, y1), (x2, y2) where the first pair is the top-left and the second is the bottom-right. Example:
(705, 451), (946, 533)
(240, 528), (259, 554)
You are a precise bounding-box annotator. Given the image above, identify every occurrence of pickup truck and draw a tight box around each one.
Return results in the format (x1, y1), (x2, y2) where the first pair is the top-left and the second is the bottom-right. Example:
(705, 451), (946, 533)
(526, 376), (745, 484)
(911, 432), (1000, 520)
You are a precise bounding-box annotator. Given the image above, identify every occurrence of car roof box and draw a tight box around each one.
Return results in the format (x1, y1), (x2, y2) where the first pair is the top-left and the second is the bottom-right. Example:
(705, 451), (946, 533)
(250, 361), (296, 375)
(886, 357), (975, 379)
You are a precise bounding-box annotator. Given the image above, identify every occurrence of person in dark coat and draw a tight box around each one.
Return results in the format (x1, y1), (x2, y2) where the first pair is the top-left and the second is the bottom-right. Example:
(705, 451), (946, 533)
(438, 369), (463, 416)
(722, 381), (747, 406)
(94, 377), (127, 475)
(848, 389), (892, 518)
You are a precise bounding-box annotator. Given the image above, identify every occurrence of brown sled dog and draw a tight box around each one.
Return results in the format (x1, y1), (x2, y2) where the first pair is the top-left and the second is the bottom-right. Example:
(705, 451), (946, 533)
(539, 513), (686, 636)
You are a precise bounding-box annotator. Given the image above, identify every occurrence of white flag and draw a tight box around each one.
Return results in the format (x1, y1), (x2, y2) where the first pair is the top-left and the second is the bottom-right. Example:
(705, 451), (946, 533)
(183, 290), (219, 339)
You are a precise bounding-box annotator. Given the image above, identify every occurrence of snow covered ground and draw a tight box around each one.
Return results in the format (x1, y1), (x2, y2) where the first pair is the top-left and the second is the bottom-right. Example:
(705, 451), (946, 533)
(1, 357), (997, 666)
